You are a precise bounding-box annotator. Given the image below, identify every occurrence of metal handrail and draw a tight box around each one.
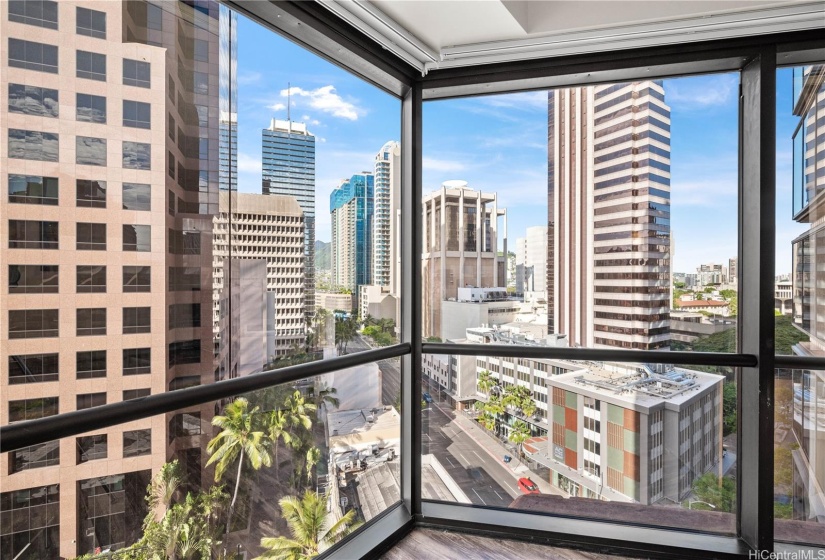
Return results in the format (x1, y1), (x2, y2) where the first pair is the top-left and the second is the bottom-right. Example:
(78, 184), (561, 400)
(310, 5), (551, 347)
(0, 343), (411, 454)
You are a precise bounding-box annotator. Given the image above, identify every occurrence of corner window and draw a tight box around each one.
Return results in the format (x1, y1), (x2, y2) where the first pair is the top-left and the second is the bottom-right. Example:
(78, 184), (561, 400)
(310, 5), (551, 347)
(76, 7), (105, 39)
(8, 38), (58, 73)
(9, 84), (58, 117)
(76, 50), (106, 81)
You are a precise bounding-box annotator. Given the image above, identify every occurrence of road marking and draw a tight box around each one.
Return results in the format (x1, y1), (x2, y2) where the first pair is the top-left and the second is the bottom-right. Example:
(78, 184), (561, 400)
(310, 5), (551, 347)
(444, 456), (455, 468)
(424, 433), (431, 441)
(472, 450), (484, 462)
(472, 488), (487, 505)
(458, 452), (470, 465)
(493, 490), (504, 501)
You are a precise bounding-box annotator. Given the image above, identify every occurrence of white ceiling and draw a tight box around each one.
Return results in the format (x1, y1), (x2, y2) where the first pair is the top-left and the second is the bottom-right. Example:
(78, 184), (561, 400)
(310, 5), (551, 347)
(320, 0), (825, 72)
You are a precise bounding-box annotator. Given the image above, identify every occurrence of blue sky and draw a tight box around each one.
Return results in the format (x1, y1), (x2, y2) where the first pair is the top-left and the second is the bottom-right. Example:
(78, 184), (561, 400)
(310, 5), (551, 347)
(235, 14), (803, 276)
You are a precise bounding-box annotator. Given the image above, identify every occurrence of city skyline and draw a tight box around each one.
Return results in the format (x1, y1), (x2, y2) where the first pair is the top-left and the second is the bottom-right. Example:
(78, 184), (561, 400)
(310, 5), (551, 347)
(233, 13), (802, 275)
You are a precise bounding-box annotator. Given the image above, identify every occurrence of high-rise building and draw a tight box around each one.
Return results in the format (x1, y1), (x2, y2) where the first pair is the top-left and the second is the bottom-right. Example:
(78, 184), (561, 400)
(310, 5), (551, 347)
(330, 172), (374, 293)
(219, 6), (237, 192)
(728, 257), (738, 284)
(548, 82), (672, 350)
(1, 1), (232, 557)
(789, 64), (825, 522)
(213, 192), (305, 366)
(422, 181), (507, 339)
(515, 225), (548, 296)
(262, 118), (316, 320)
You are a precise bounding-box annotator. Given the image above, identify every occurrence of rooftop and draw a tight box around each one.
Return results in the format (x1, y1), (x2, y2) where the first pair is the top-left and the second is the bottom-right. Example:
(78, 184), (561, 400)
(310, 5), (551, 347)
(327, 406), (401, 453)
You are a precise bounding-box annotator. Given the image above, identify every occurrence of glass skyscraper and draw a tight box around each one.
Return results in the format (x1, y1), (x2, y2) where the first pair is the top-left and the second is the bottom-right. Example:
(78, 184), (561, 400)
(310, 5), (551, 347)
(262, 119), (316, 317)
(330, 172), (374, 292)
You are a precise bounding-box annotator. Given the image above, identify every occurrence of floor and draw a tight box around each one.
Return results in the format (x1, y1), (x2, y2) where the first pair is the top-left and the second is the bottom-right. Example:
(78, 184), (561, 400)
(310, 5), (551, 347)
(381, 528), (648, 560)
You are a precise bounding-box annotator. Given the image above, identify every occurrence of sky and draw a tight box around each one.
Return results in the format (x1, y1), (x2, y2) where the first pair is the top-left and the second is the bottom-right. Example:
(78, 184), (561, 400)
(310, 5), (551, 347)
(234, 14), (804, 277)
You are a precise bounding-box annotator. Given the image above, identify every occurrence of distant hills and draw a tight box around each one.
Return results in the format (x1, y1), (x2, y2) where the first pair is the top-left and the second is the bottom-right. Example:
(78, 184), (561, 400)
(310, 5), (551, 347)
(315, 240), (331, 270)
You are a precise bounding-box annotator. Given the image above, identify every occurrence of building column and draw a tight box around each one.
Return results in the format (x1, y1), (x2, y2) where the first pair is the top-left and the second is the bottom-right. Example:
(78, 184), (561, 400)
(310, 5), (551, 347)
(476, 194), (482, 286)
(459, 187), (465, 288)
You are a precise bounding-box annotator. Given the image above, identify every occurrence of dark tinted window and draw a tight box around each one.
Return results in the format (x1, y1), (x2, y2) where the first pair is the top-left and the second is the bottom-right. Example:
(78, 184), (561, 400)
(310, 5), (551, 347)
(8, 353), (58, 384)
(169, 340), (200, 366)
(8, 38), (58, 73)
(123, 266), (150, 292)
(76, 50), (106, 81)
(123, 141), (151, 169)
(123, 307), (150, 334)
(169, 376), (200, 391)
(8, 175), (58, 205)
(8, 220), (58, 249)
(123, 225), (150, 252)
(8, 129), (58, 161)
(9, 0), (58, 29)
(76, 136), (106, 166)
(10, 441), (59, 473)
(76, 308), (106, 336)
(76, 434), (107, 463)
(76, 392), (106, 410)
(76, 265), (106, 293)
(9, 397), (58, 421)
(8, 84), (58, 117)
(76, 7), (105, 39)
(123, 348), (150, 375)
(76, 222), (106, 250)
(76, 179), (106, 208)
(169, 303), (201, 328)
(8, 264), (58, 294)
(76, 93), (106, 123)
(169, 267), (200, 291)
(9, 309), (58, 339)
(169, 412), (201, 441)
(123, 59), (150, 88)
(123, 389), (150, 401)
(123, 429), (151, 457)
(76, 350), (106, 379)
(123, 100), (151, 129)
(122, 182), (151, 210)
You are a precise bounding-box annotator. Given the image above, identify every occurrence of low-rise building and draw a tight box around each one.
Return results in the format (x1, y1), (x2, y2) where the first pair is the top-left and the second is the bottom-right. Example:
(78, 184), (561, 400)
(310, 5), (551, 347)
(674, 299), (730, 316)
(316, 292), (355, 314)
(441, 287), (520, 341)
(670, 312), (736, 344)
(359, 284), (397, 323)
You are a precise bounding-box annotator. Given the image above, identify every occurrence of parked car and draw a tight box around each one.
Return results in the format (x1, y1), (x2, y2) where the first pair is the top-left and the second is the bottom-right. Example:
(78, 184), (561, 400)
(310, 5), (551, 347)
(518, 477), (540, 495)
(423, 392), (433, 403)
(503, 454), (512, 464)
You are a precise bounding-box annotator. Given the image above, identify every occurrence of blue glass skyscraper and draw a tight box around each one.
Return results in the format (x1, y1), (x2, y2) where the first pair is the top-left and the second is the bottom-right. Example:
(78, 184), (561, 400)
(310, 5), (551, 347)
(330, 172), (374, 292)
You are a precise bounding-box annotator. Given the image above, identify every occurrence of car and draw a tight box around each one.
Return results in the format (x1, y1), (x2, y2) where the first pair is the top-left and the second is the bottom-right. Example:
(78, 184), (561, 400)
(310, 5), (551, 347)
(423, 392), (433, 403)
(518, 477), (540, 495)
(503, 454), (512, 463)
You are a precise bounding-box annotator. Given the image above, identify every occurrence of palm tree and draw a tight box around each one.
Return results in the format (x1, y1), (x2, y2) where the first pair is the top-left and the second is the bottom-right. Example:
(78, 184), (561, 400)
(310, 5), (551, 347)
(285, 390), (317, 434)
(256, 490), (362, 560)
(503, 384), (535, 419)
(267, 409), (293, 481)
(147, 460), (185, 521)
(312, 383), (340, 416)
(207, 398), (272, 542)
(484, 394), (505, 436)
(508, 419), (531, 458)
(305, 447), (321, 487)
(477, 370), (493, 396)
(334, 316), (357, 354)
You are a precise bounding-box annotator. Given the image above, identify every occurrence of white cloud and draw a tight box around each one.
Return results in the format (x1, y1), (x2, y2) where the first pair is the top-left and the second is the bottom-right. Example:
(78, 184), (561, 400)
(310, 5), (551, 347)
(666, 74), (738, 109)
(301, 115), (311, 121)
(268, 102), (286, 112)
(237, 153), (262, 174)
(423, 157), (466, 172)
(281, 85), (361, 121)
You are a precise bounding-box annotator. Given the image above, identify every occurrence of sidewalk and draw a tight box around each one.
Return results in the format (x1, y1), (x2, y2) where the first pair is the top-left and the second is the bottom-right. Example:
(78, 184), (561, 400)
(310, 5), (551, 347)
(434, 401), (564, 497)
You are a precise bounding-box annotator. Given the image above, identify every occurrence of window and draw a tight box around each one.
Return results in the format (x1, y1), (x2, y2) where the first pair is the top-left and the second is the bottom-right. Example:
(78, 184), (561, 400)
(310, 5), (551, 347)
(123, 100), (151, 129)
(169, 412), (201, 441)
(123, 389), (150, 401)
(8, 38), (58, 73)
(169, 229), (200, 254)
(76, 308), (106, 336)
(9, 220), (58, 249)
(169, 303), (201, 328)
(123, 266), (151, 292)
(147, 2), (162, 30)
(76, 7), (105, 39)
(9, 84), (58, 117)
(193, 71), (208, 94)
(76, 136), (106, 166)
(169, 151), (176, 178)
(76, 265), (106, 293)
(123, 348), (150, 375)
(123, 307), (151, 334)
(123, 141), (151, 170)
(76, 350), (106, 379)
(8, 309), (58, 338)
(9, 442), (60, 474)
(8, 264), (58, 294)
(169, 340), (200, 366)
(8, 353), (58, 384)
(169, 376), (200, 391)
(76, 222), (106, 250)
(123, 225), (151, 252)
(9, 397), (58, 422)
(199, 137), (208, 159)
(169, 114), (176, 140)
(76, 392), (106, 410)
(123, 59), (150, 88)
(123, 429), (151, 457)
(169, 267), (200, 291)
(76, 50), (106, 81)
(9, 0), (58, 29)
(76, 179), (106, 208)
(76, 93), (106, 123)
(0, 484), (60, 560)
(8, 175), (58, 205)
(8, 129), (58, 161)
(194, 39), (208, 62)
(122, 183), (151, 211)
(76, 435), (107, 463)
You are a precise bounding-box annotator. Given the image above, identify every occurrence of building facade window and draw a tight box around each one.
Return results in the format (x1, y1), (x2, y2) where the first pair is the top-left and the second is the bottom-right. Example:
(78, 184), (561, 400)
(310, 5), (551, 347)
(76, 93), (106, 123)
(123, 100), (150, 129)
(123, 141), (151, 170)
(8, 264), (58, 294)
(8, 129), (58, 161)
(169, 412), (201, 441)
(123, 389), (150, 401)
(76, 222), (106, 251)
(122, 348), (151, 375)
(122, 225), (150, 252)
(76, 265), (106, 293)
(76, 6), (105, 39)
(8, 0), (58, 29)
(76, 350), (106, 379)
(76, 50), (106, 81)
(123, 429), (151, 457)
(123, 266), (150, 292)
(8, 353), (58, 384)
(76, 392), (106, 410)
(8, 309), (58, 338)
(0, 484), (60, 559)
(9, 397), (58, 422)
(7, 38), (58, 73)
(76, 136), (107, 166)
(9, 84), (58, 117)
(76, 179), (106, 207)
(123, 59), (150, 88)
(76, 308), (106, 336)
(123, 307), (150, 334)
(76, 434), (107, 463)
(8, 175), (58, 205)
(169, 303), (201, 329)
(122, 183), (151, 211)
(168, 340), (200, 366)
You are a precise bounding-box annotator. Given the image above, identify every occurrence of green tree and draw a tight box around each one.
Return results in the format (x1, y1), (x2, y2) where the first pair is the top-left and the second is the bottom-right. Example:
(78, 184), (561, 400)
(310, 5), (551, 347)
(508, 419), (531, 457)
(256, 490), (362, 560)
(692, 473), (736, 512)
(477, 370), (493, 396)
(147, 460), (185, 521)
(312, 383), (340, 415)
(503, 384), (535, 419)
(305, 447), (321, 487)
(722, 381), (737, 436)
(207, 398), (272, 542)
(335, 316), (357, 354)
(267, 409), (294, 481)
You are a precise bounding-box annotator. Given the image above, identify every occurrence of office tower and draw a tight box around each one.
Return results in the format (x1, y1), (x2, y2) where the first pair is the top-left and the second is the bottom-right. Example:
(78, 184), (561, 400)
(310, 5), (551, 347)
(330, 172), (374, 294)
(213, 192), (305, 366)
(697, 263), (725, 286)
(728, 257), (738, 284)
(515, 226), (548, 297)
(219, 6), (237, 191)
(548, 82), (671, 350)
(790, 64), (825, 521)
(373, 141), (401, 290)
(1, 2), (231, 557)
(421, 181), (508, 339)
(262, 118), (316, 319)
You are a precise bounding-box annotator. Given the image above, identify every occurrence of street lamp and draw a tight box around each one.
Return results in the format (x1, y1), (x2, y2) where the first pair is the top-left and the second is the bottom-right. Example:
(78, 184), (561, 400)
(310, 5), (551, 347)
(688, 499), (717, 510)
